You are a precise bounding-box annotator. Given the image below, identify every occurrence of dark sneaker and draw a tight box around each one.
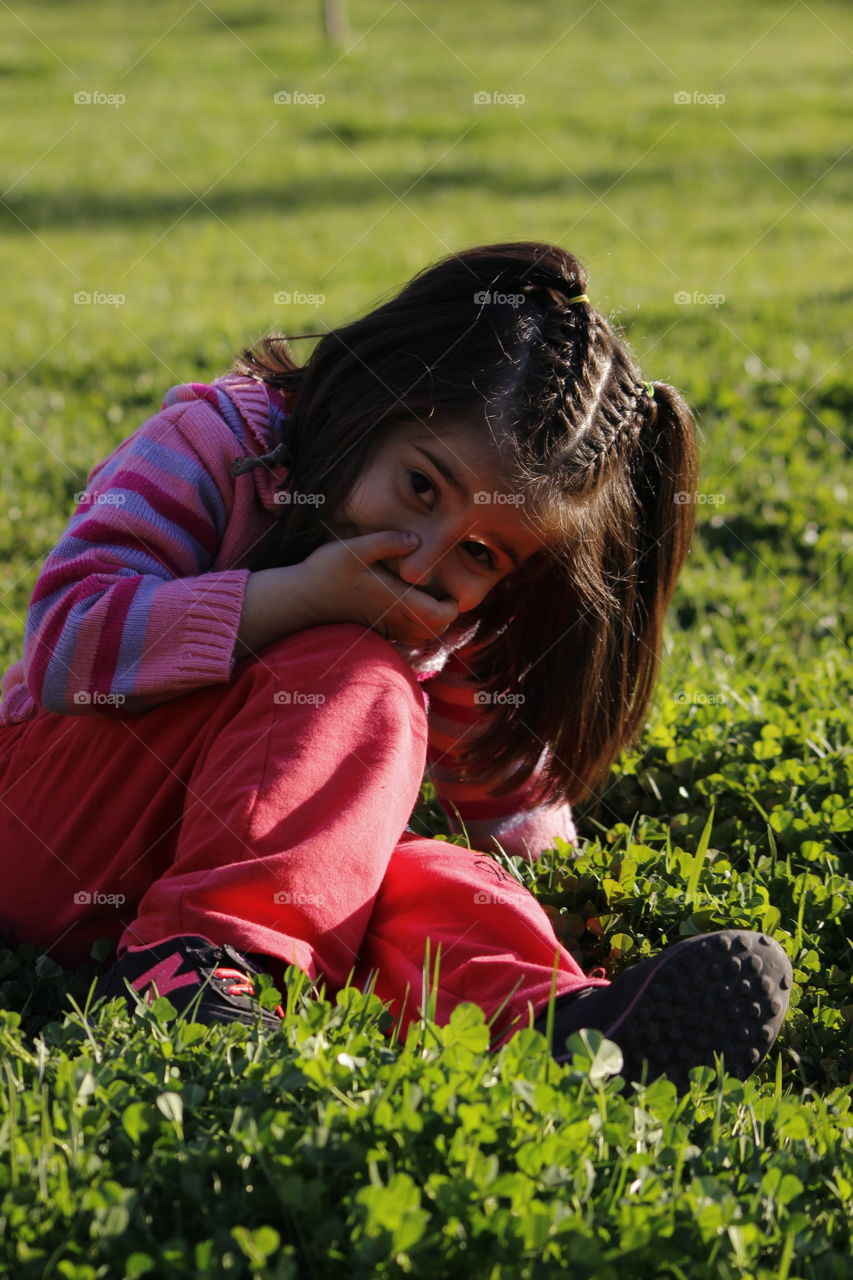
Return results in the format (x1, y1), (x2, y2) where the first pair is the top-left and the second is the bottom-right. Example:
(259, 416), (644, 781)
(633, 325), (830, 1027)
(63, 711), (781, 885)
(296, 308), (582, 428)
(93, 934), (285, 1030)
(534, 930), (792, 1093)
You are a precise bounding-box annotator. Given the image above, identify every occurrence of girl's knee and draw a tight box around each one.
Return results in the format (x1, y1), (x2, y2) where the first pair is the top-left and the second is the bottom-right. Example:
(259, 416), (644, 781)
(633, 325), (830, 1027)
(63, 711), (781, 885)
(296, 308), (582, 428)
(259, 621), (407, 670)
(246, 623), (426, 707)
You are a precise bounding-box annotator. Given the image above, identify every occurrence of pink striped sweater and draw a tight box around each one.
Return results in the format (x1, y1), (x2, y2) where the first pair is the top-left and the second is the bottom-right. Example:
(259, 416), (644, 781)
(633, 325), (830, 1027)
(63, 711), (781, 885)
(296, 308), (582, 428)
(0, 375), (578, 859)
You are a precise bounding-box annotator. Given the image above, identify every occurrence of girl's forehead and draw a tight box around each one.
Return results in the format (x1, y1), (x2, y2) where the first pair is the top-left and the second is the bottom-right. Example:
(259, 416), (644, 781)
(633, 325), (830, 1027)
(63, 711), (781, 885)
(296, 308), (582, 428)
(400, 419), (511, 476)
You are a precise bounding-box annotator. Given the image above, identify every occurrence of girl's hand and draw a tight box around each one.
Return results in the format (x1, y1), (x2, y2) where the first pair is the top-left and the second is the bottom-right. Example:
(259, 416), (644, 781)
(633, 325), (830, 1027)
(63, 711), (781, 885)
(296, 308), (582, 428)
(299, 530), (459, 646)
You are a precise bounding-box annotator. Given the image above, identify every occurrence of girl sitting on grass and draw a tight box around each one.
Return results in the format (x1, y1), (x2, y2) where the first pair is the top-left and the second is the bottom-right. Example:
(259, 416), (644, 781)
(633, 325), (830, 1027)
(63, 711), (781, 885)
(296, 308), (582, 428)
(0, 241), (791, 1093)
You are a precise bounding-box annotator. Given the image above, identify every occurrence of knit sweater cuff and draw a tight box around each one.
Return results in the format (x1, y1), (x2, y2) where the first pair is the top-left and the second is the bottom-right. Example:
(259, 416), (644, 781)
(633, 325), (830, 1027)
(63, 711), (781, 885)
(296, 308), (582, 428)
(145, 570), (251, 690)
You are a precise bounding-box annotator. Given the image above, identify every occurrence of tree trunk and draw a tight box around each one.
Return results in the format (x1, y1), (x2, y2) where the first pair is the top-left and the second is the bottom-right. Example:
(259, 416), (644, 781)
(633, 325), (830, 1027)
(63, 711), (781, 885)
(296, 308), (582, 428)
(322, 0), (349, 46)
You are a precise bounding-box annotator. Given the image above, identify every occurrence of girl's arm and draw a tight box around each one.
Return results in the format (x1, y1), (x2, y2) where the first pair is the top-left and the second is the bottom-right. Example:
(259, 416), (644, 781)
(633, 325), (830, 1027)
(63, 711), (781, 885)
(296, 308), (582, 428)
(19, 398), (275, 716)
(422, 645), (578, 863)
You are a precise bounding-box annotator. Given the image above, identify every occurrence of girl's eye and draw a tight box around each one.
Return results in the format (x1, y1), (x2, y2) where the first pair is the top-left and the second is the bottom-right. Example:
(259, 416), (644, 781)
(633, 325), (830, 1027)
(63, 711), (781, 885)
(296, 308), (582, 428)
(407, 471), (494, 570)
(409, 470), (434, 501)
(463, 541), (496, 570)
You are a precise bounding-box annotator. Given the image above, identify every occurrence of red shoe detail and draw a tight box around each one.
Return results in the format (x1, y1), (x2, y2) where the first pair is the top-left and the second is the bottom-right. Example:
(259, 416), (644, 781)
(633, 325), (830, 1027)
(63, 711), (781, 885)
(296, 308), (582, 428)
(213, 966), (257, 998)
(130, 953), (200, 1000)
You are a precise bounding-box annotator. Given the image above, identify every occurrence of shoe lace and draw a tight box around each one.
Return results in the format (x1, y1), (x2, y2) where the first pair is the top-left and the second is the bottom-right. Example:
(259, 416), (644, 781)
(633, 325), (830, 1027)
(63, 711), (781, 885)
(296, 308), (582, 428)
(213, 965), (285, 1019)
(213, 965), (257, 998)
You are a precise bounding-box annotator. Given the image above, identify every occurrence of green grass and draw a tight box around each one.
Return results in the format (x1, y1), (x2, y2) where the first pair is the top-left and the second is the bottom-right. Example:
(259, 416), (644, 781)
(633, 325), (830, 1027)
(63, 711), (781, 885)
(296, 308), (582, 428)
(1, 1), (851, 1276)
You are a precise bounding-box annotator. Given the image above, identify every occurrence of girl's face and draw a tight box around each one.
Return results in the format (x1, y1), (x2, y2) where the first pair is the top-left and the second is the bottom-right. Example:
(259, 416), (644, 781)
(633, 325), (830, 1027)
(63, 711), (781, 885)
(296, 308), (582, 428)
(327, 420), (546, 615)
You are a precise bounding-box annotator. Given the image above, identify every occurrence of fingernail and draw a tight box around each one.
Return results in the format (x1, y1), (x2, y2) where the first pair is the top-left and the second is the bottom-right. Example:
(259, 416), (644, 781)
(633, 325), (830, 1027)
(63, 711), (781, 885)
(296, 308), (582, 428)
(403, 532), (418, 545)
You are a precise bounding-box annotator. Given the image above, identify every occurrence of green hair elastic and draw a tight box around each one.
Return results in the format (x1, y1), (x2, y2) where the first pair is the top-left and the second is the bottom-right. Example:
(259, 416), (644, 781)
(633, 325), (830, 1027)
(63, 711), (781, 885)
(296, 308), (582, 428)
(642, 380), (655, 398)
(566, 293), (589, 304)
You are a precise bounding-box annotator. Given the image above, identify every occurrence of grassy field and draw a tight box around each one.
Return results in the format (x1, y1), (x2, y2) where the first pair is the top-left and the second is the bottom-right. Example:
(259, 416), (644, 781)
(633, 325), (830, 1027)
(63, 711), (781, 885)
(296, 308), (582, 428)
(0, 1), (851, 1276)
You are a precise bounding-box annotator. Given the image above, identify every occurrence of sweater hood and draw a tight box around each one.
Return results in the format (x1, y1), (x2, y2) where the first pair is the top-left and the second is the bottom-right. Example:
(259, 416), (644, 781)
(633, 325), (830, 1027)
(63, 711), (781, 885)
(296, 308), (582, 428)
(161, 374), (292, 514)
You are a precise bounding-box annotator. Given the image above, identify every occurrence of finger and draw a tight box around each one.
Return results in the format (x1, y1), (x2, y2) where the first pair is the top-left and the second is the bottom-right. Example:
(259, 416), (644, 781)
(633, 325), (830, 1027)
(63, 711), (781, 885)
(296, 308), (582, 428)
(371, 570), (459, 628)
(342, 529), (419, 565)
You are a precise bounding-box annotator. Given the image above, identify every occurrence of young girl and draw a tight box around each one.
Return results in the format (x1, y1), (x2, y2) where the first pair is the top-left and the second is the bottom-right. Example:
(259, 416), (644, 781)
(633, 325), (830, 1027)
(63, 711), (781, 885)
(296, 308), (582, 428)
(0, 241), (791, 1093)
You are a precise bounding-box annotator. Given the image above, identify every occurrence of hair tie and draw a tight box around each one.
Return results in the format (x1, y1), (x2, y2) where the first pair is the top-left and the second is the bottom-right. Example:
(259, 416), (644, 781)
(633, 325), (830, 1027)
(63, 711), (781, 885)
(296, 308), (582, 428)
(566, 293), (589, 304)
(642, 380), (655, 398)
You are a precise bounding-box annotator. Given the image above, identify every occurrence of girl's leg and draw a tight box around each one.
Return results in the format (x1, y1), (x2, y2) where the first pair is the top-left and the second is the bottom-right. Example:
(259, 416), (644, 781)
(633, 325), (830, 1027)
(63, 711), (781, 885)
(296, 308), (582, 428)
(0, 624), (427, 979)
(350, 834), (792, 1097)
(121, 624), (430, 986)
(1, 619), (603, 1040)
(352, 831), (608, 1047)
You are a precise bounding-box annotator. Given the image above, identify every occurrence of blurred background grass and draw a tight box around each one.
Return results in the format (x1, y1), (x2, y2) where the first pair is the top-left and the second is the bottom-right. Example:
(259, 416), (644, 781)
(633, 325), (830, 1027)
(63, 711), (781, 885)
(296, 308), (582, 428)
(0, 0), (850, 807)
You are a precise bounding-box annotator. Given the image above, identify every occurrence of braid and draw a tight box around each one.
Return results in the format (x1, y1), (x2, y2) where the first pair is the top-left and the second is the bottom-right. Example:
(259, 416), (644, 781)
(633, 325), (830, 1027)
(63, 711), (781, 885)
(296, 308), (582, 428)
(580, 380), (653, 487)
(507, 284), (593, 465)
(535, 300), (655, 491)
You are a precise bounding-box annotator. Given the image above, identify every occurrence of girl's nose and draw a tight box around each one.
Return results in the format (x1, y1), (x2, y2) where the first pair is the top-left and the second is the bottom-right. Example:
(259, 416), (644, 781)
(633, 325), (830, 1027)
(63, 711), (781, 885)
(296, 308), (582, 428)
(395, 529), (487, 615)
(396, 542), (441, 589)
(395, 523), (459, 594)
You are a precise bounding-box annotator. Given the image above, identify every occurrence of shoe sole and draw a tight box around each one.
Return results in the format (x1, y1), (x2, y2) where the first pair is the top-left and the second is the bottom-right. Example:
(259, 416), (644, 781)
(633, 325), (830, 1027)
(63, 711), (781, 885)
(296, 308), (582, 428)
(567, 930), (792, 1092)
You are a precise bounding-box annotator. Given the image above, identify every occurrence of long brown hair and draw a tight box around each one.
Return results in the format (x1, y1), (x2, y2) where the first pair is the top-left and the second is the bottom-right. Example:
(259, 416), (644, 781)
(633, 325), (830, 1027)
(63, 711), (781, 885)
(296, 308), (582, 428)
(230, 241), (698, 806)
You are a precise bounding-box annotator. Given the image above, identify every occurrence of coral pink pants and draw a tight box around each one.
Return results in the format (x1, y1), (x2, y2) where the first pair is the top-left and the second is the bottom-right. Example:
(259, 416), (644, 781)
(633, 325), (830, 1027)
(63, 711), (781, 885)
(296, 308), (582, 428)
(0, 624), (606, 1043)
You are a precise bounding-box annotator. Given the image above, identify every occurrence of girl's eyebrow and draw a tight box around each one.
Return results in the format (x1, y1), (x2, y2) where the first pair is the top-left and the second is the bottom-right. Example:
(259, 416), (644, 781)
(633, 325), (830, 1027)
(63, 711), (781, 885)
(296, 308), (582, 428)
(415, 445), (522, 568)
